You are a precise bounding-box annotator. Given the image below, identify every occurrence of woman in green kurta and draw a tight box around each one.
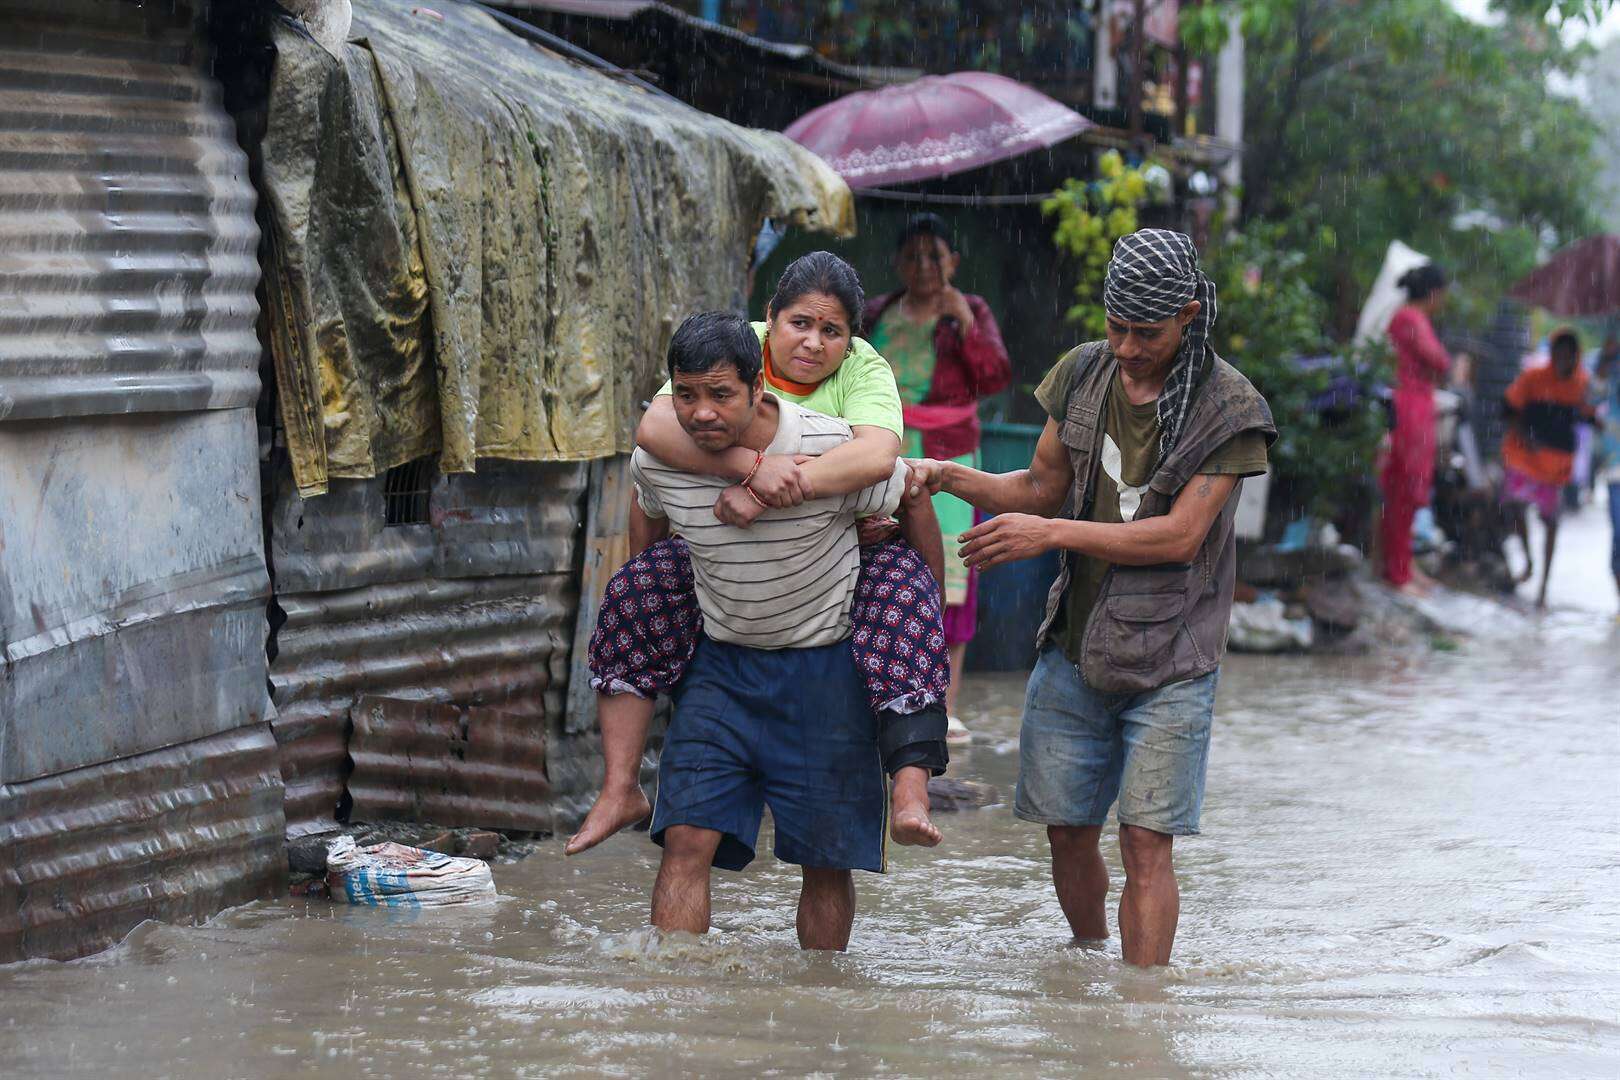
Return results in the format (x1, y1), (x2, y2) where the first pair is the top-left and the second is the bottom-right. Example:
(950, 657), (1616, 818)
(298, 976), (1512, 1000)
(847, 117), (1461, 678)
(865, 214), (1012, 739)
(869, 313), (981, 610)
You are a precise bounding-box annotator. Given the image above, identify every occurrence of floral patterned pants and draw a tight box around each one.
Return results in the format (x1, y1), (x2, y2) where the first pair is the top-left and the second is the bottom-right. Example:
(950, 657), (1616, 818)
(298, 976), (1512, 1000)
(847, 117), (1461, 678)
(587, 536), (949, 714)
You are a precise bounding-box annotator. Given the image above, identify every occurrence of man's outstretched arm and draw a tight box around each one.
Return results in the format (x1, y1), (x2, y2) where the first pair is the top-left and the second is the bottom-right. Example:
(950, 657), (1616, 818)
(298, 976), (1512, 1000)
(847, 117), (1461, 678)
(958, 473), (1241, 570)
(908, 419), (1073, 517)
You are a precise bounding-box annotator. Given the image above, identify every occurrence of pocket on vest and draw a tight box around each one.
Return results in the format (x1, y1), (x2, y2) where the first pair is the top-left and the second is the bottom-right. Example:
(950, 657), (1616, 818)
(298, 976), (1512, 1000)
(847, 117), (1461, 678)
(1099, 588), (1188, 672)
(1059, 416), (1094, 481)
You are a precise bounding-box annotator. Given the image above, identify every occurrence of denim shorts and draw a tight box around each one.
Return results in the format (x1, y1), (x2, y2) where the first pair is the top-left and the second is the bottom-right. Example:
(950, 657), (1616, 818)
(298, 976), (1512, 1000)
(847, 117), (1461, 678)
(1609, 481), (1620, 579)
(651, 636), (887, 873)
(1015, 646), (1218, 835)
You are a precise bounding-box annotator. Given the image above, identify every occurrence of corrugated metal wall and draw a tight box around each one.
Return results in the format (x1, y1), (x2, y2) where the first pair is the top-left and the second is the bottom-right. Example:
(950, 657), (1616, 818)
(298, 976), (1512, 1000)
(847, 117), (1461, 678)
(266, 460), (585, 836)
(0, 724), (286, 962)
(0, 0), (262, 422)
(346, 697), (550, 831)
(0, 0), (282, 961)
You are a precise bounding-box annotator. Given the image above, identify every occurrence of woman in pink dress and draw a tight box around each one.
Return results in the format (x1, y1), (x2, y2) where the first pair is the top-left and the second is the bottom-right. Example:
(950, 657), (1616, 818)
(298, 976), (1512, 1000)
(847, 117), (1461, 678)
(1380, 264), (1451, 594)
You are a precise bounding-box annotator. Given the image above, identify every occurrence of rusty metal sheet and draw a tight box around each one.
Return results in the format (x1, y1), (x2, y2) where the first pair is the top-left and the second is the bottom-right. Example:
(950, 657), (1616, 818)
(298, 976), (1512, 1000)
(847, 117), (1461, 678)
(346, 697), (549, 831)
(0, 409), (271, 785)
(0, 723), (286, 963)
(0, 0), (261, 423)
(432, 460), (589, 581)
(268, 461), (587, 594)
(0, 0), (270, 785)
(270, 575), (577, 836)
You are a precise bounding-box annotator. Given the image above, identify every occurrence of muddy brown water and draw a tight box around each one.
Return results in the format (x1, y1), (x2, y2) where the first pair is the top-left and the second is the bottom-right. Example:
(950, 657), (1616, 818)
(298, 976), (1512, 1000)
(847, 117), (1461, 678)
(4, 506), (1617, 1077)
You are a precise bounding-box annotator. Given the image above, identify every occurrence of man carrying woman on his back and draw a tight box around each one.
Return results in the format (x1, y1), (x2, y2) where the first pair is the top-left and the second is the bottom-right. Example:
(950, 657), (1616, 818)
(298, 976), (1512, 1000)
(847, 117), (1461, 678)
(567, 250), (953, 860)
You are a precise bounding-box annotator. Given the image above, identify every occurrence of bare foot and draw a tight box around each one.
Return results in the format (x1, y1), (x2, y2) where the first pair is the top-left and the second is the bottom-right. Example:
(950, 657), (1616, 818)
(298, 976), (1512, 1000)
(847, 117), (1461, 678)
(565, 784), (651, 855)
(891, 803), (942, 846)
(889, 767), (941, 847)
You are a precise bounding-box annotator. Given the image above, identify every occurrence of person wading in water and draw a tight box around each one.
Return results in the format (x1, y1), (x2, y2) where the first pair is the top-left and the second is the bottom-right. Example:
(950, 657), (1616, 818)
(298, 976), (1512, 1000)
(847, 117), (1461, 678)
(568, 253), (951, 857)
(908, 229), (1275, 966)
(630, 312), (942, 948)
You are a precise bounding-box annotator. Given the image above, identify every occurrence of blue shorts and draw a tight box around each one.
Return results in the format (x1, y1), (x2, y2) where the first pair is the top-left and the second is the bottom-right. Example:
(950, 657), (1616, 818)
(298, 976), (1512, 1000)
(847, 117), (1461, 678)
(1609, 481), (1620, 579)
(1015, 646), (1218, 835)
(650, 636), (887, 873)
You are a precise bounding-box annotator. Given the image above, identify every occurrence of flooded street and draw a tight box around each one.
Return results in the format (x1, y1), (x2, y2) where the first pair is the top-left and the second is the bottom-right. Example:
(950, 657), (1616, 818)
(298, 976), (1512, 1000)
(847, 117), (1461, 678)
(4, 0), (1616, 1073)
(3, 506), (1617, 1078)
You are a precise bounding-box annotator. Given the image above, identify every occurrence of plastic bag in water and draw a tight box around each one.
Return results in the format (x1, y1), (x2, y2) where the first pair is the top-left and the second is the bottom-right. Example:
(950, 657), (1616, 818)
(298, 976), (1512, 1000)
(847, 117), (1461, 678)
(326, 836), (497, 907)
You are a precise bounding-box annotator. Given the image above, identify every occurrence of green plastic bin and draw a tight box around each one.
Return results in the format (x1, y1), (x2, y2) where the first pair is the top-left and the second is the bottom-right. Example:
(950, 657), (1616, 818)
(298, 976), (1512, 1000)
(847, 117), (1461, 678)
(964, 422), (1062, 673)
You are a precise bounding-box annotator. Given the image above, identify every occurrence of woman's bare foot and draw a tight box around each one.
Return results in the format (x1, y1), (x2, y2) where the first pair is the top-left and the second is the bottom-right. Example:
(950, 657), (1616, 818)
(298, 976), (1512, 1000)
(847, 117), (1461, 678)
(565, 783), (651, 855)
(889, 767), (941, 847)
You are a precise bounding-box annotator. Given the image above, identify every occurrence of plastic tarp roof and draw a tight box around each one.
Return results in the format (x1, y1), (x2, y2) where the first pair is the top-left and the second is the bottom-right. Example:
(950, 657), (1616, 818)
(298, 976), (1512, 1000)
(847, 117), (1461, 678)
(258, 0), (852, 496)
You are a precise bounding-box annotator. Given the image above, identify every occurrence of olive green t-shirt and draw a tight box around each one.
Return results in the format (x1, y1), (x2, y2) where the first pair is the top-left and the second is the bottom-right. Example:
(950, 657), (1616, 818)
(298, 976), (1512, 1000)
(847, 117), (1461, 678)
(1033, 352), (1268, 663)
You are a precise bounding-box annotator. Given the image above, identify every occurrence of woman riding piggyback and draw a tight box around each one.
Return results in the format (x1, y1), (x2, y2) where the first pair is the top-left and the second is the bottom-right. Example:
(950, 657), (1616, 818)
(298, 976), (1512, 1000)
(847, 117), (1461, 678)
(566, 251), (954, 857)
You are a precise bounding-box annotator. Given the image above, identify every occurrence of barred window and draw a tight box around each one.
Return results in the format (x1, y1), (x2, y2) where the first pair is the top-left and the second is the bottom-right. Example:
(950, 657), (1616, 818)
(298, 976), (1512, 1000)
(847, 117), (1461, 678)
(382, 457), (433, 526)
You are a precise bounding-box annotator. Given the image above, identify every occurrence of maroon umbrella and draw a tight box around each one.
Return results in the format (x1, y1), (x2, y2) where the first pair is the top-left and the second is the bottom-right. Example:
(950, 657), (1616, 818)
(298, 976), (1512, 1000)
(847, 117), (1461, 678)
(1508, 234), (1620, 317)
(783, 72), (1093, 189)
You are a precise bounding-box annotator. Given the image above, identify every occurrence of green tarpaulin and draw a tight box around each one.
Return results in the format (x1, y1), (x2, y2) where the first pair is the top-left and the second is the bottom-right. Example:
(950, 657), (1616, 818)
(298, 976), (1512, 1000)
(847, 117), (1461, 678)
(258, 0), (852, 496)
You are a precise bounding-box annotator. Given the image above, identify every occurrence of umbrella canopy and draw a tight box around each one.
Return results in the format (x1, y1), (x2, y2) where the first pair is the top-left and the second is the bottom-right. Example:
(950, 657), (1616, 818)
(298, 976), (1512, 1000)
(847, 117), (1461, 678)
(783, 72), (1093, 189)
(1508, 234), (1620, 317)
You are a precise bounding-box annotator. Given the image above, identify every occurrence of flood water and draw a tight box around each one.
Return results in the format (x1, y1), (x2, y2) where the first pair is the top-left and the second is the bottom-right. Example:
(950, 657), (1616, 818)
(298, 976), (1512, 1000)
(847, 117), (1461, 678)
(3, 505), (1617, 1078)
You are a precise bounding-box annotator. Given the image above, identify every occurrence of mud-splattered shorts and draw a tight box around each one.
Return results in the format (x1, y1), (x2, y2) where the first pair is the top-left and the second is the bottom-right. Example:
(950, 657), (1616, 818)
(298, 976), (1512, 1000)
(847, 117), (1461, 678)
(1014, 646), (1218, 835)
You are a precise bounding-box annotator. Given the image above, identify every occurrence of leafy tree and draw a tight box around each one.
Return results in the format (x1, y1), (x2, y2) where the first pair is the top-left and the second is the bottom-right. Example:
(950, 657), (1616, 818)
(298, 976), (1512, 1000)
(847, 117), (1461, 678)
(1042, 151), (1150, 337)
(1202, 220), (1390, 520)
(1182, 0), (1605, 336)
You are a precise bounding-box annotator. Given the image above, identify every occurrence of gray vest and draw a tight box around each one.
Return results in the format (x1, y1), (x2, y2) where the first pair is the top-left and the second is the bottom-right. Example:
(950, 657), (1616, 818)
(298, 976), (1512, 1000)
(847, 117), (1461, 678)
(1037, 341), (1277, 693)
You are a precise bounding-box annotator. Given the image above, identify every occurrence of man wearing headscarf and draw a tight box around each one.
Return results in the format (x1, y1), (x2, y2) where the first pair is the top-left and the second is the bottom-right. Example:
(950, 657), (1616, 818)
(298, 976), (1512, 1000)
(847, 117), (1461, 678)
(908, 229), (1275, 966)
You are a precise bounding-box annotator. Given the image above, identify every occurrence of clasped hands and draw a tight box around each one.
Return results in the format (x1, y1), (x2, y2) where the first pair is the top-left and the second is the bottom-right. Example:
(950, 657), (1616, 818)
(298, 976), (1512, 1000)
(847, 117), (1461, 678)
(710, 455), (918, 547)
(712, 453), (815, 528)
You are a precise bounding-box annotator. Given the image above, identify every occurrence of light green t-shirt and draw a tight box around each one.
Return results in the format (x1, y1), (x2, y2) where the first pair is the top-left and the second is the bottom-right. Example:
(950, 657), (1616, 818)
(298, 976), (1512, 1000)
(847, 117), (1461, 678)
(656, 322), (904, 438)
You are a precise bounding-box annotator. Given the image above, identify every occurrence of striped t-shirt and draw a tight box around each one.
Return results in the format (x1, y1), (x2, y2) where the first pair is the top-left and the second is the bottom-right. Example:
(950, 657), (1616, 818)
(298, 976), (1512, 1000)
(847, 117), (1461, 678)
(631, 398), (907, 649)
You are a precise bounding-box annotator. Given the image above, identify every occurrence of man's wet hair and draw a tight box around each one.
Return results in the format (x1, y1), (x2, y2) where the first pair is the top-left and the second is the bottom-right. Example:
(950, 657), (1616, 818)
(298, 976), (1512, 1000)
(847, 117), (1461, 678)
(896, 211), (957, 254)
(666, 310), (762, 386)
(1397, 263), (1448, 301)
(769, 251), (865, 335)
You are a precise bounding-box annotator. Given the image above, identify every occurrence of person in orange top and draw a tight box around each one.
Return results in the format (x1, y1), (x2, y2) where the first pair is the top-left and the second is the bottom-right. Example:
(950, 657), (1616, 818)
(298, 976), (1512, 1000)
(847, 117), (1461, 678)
(1500, 327), (1596, 608)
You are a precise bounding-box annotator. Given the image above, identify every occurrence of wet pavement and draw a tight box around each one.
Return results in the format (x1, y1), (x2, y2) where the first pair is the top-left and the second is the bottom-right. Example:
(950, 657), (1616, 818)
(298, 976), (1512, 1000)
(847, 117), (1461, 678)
(3, 501), (1617, 1077)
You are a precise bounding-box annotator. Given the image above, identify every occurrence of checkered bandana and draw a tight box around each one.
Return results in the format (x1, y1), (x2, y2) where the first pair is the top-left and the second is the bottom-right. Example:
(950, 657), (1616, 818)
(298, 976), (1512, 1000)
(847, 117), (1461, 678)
(1102, 229), (1217, 465)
